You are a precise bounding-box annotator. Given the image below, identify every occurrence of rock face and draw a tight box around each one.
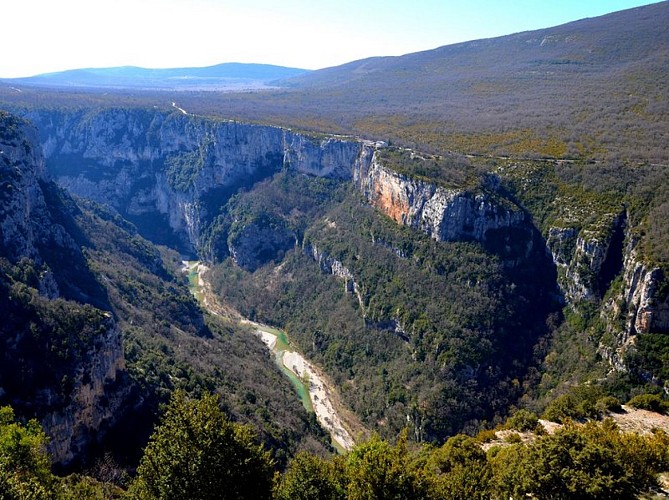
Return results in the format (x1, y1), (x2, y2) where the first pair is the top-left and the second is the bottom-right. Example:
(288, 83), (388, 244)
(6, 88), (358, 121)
(600, 238), (669, 371)
(0, 112), (53, 263)
(623, 258), (669, 336)
(26, 109), (365, 254)
(356, 151), (533, 261)
(0, 112), (129, 466)
(43, 316), (127, 466)
(546, 212), (626, 304)
(284, 134), (363, 179)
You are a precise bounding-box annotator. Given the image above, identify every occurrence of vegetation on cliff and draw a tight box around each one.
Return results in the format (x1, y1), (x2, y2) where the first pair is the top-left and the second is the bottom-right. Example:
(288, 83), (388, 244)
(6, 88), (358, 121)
(3, 395), (669, 499)
(207, 170), (558, 441)
(0, 2), (668, 495)
(0, 111), (331, 473)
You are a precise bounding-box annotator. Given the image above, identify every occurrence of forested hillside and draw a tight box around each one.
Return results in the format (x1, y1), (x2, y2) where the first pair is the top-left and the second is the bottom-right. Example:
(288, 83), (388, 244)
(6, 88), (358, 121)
(0, 2), (668, 497)
(171, 2), (669, 163)
(0, 112), (330, 474)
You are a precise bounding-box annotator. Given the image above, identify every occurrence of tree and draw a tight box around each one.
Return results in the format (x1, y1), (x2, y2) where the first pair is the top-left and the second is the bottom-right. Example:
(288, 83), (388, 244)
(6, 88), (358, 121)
(0, 405), (55, 499)
(274, 452), (347, 500)
(345, 431), (426, 500)
(506, 408), (539, 432)
(425, 434), (491, 499)
(129, 391), (273, 500)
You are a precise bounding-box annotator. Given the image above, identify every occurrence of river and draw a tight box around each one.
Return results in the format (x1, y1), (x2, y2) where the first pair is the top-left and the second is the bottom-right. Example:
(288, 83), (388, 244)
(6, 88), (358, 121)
(183, 260), (356, 452)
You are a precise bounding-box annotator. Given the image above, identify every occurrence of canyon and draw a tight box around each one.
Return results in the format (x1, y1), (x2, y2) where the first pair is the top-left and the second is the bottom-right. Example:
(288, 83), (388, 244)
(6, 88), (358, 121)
(25, 107), (668, 352)
(2, 106), (668, 465)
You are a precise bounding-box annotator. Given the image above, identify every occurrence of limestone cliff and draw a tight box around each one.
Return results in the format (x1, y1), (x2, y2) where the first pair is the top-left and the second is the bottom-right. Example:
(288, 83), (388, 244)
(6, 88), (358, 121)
(621, 254), (669, 336)
(545, 211), (626, 304)
(599, 238), (669, 372)
(43, 316), (127, 465)
(26, 109), (365, 255)
(28, 108), (532, 263)
(20, 108), (668, 384)
(0, 112), (54, 264)
(355, 151), (533, 262)
(0, 111), (129, 466)
(544, 203), (668, 376)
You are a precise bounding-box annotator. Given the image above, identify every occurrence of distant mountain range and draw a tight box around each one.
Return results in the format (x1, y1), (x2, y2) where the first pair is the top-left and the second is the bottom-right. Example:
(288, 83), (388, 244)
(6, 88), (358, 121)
(1, 63), (310, 90)
(172, 1), (668, 163)
(1, 2), (666, 162)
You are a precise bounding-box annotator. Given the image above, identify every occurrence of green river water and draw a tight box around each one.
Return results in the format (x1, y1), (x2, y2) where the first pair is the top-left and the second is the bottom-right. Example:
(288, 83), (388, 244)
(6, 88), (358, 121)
(185, 262), (314, 413)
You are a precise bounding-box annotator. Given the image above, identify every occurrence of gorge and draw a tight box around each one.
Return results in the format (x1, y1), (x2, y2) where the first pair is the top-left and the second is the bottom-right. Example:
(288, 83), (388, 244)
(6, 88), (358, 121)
(2, 105), (665, 463)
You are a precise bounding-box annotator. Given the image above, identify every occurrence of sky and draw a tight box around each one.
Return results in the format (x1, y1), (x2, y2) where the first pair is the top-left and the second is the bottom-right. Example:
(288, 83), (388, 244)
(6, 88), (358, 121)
(1, 0), (662, 78)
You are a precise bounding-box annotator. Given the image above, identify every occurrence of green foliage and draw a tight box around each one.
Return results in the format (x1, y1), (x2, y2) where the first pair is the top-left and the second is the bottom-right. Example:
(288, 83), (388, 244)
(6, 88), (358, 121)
(489, 420), (664, 499)
(164, 140), (210, 191)
(345, 432), (425, 500)
(0, 257), (113, 414)
(542, 394), (583, 423)
(376, 148), (479, 189)
(631, 333), (669, 382)
(274, 452), (347, 500)
(129, 391), (274, 500)
(273, 417), (669, 499)
(57, 474), (125, 499)
(542, 385), (608, 423)
(209, 175), (557, 441)
(595, 395), (623, 414)
(425, 434), (491, 499)
(506, 409), (539, 432)
(474, 428), (498, 443)
(627, 393), (669, 414)
(504, 433), (523, 444)
(0, 406), (55, 499)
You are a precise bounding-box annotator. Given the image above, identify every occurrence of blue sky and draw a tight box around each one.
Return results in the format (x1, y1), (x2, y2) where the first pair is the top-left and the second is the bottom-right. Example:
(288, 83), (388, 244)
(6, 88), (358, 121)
(1, 0), (661, 77)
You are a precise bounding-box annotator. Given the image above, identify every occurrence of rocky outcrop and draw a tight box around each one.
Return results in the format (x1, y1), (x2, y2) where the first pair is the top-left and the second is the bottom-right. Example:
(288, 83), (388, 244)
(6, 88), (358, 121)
(600, 238), (669, 368)
(283, 134), (362, 179)
(623, 260), (669, 336)
(26, 109), (366, 254)
(43, 316), (128, 465)
(305, 243), (364, 308)
(356, 152), (532, 260)
(547, 227), (606, 303)
(546, 211), (626, 304)
(0, 112), (129, 466)
(618, 236), (669, 339)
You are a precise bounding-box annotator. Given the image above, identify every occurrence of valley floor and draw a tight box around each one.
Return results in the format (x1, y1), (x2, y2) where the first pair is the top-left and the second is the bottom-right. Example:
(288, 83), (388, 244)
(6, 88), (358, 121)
(182, 260), (363, 452)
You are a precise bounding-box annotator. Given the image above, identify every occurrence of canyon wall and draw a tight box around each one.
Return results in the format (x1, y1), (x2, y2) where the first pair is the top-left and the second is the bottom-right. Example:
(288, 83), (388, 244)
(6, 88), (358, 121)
(22, 107), (669, 380)
(0, 112), (129, 465)
(26, 109), (364, 253)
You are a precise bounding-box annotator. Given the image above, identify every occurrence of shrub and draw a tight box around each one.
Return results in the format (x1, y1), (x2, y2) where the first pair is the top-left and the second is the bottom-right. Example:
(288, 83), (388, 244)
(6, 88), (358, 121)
(506, 409), (539, 432)
(627, 394), (669, 414)
(475, 428), (498, 443)
(596, 395), (623, 414)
